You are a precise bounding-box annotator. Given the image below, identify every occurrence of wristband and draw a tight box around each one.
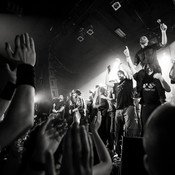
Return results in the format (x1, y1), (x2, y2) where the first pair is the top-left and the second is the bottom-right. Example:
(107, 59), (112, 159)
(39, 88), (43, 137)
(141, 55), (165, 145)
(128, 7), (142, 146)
(16, 64), (35, 88)
(0, 81), (16, 100)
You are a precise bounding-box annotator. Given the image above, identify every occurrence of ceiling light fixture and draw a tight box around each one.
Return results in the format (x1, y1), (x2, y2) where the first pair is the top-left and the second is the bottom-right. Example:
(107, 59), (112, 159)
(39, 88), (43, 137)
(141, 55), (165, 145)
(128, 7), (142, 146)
(77, 35), (84, 42)
(111, 1), (121, 11)
(115, 28), (126, 38)
(87, 28), (94, 35)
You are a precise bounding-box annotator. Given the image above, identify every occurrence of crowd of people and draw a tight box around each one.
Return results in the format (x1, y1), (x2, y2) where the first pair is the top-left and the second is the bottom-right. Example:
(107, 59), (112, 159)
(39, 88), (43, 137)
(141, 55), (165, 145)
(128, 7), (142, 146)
(0, 20), (174, 175)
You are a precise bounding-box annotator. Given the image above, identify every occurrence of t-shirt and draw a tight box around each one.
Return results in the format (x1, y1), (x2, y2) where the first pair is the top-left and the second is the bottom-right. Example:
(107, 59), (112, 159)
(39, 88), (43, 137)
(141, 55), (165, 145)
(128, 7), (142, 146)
(136, 73), (165, 105)
(134, 43), (162, 72)
(55, 100), (65, 111)
(113, 78), (134, 109)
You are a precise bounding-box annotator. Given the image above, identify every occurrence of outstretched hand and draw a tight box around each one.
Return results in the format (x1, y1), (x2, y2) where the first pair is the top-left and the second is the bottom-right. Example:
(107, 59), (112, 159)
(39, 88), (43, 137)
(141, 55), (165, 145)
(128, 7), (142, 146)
(35, 117), (68, 154)
(5, 33), (36, 66)
(61, 122), (93, 175)
(153, 73), (163, 81)
(160, 23), (167, 32)
(123, 46), (130, 57)
(90, 111), (102, 132)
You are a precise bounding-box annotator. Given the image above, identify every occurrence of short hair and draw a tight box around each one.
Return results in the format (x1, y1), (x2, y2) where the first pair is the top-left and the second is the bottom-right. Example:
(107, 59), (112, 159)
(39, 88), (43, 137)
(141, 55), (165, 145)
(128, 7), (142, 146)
(75, 89), (81, 95)
(117, 70), (127, 77)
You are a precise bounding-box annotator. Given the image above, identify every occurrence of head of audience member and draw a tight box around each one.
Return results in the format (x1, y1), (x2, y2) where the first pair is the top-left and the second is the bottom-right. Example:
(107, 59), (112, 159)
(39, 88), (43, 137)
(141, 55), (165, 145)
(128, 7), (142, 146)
(59, 94), (64, 101)
(70, 89), (77, 102)
(145, 64), (154, 75)
(143, 103), (175, 175)
(140, 35), (149, 48)
(75, 89), (81, 96)
(145, 64), (161, 75)
(117, 70), (126, 81)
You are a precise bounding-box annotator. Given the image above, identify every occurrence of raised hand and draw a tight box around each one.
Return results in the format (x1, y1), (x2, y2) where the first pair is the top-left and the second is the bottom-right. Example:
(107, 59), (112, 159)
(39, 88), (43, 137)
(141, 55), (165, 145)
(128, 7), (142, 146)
(153, 73), (163, 80)
(61, 122), (93, 175)
(123, 46), (130, 57)
(35, 117), (68, 154)
(160, 23), (167, 32)
(90, 111), (102, 132)
(5, 33), (36, 66)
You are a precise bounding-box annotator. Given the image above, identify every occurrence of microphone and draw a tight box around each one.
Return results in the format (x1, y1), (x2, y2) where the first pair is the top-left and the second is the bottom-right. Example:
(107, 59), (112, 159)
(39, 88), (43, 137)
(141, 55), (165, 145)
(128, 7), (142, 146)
(157, 19), (162, 25)
(157, 19), (167, 30)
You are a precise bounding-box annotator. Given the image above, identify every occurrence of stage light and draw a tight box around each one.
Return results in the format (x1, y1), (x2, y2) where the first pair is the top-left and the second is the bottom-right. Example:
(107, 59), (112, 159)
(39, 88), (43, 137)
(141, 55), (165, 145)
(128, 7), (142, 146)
(34, 94), (40, 103)
(115, 28), (126, 38)
(87, 28), (94, 35)
(108, 58), (121, 82)
(77, 35), (84, 42)
(158, 52), (172, 73)
(111, 1), (121, 11)
(34, 93), (45, 103)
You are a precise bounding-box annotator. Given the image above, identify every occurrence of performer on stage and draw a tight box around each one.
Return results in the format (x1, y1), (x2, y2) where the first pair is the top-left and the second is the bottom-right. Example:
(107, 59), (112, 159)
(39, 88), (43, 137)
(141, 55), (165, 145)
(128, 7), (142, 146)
(124, 46), (171, 136)
(131, 21), (168, 97)
(50, 94), (65, 119)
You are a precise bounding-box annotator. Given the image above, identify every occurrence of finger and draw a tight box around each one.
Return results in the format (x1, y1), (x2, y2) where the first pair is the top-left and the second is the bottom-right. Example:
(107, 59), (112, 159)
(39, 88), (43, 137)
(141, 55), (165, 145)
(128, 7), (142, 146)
(72, 122), (81, 172)
(5, 42), (14, 59)
(24, 33), (30, 48)
(14, 35), (20, 49)
(97, 112), (102, 124)
(20, 33), (25, 45)
(92, 115), (97, 125)
(5, 63), (11, 72)
(30, 37), (35, 52)
(88, 134), (94, 168)
(61, 128), (73, 175)
(125, 46), (128, 50)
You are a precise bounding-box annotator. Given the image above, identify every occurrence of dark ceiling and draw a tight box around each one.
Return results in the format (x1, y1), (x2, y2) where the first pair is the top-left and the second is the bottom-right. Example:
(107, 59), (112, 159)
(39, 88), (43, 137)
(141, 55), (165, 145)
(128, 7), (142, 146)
(0, 0), (175, 95)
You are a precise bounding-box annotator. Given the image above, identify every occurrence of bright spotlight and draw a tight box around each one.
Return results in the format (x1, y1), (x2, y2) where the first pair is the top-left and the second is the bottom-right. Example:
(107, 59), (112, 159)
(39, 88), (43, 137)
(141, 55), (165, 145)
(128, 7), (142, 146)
(34, 93), (43, 103)
(108, 58), (121, 82)
(158, 52), (172, 74)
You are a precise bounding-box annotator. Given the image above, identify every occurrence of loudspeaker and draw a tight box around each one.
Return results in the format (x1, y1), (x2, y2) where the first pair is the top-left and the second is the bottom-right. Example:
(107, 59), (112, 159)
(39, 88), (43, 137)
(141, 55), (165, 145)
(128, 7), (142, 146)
(120, 137), (149, 175)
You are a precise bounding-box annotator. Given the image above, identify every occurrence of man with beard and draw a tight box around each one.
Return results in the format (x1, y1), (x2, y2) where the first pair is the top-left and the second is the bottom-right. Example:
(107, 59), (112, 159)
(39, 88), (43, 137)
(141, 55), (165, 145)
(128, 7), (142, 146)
(106, 60), (138, 157)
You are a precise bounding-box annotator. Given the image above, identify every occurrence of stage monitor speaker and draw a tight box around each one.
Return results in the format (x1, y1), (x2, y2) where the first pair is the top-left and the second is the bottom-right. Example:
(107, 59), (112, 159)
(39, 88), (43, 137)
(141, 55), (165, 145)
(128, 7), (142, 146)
(120, 136), (149, 175)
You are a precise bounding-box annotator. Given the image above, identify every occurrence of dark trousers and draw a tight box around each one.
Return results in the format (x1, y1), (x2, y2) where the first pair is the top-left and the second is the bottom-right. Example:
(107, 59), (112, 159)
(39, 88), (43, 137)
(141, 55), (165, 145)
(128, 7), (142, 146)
(140, 104), (159, 136)
(98, 108), (108, 146)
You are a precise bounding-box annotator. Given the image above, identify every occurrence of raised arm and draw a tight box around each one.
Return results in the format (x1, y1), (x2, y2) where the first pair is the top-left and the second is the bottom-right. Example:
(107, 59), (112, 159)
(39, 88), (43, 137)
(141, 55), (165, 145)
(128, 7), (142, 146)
(0, 64), (16, 118)
(61, 122), (93, 175)
(153, 73), (171, 92)
(123, 46), (137, 75)
(105, 65), (114, 88)
(160, 23), (167, 46)
(0, 33), (36, 148)
(90, 111), (112, 175)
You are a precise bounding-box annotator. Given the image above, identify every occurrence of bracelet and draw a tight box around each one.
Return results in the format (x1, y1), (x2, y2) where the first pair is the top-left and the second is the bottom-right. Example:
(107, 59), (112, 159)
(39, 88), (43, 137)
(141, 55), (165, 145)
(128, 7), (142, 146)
(29, 160), (45, 171)
(16, 64), (35, 88)
(0, 81), (16, 100)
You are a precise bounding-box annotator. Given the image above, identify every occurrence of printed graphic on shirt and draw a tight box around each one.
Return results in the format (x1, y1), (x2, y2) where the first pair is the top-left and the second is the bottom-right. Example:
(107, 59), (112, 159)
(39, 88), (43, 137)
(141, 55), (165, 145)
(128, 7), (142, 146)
(143, 83), (156, 91)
